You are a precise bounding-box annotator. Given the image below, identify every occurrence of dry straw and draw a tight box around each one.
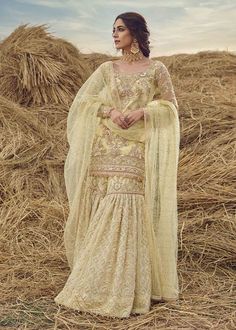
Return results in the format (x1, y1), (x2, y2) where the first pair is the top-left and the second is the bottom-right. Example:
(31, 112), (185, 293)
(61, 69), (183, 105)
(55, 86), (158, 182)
(0, 24), (235, 329)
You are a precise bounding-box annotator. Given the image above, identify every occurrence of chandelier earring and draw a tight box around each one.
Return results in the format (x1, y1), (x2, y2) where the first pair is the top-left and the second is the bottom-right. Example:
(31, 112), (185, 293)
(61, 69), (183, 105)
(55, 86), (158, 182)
(121, 37), (145, 63)
(130, 38), (140, 54)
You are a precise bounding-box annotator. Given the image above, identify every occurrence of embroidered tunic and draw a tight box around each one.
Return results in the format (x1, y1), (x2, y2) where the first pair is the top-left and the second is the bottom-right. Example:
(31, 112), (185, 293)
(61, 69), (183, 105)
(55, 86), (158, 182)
(89, 60), (178, 183)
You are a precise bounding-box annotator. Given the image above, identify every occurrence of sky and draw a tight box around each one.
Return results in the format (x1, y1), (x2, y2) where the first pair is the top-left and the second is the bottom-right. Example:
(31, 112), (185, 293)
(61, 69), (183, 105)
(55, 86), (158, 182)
(0, 0), (235, 57)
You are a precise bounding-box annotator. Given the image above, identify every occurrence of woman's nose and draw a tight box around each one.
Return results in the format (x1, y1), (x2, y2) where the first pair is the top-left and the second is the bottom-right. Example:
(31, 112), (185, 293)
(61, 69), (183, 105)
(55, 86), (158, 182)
(113, 30), (118, 37)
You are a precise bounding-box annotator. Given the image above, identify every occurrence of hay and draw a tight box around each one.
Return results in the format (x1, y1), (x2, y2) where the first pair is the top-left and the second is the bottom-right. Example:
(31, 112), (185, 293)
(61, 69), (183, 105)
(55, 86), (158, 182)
(0, 24), (235, 329)
(0, 24), (94, 107)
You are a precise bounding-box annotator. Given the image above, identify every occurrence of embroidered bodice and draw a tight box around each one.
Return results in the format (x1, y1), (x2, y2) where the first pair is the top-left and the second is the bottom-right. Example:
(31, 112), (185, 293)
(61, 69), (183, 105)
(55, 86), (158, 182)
(98, 59), (178, 116)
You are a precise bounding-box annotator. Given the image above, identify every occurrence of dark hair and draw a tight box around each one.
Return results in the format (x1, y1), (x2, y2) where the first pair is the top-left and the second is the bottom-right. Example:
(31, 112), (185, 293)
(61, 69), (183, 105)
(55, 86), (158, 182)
(114, 12), (150, 57)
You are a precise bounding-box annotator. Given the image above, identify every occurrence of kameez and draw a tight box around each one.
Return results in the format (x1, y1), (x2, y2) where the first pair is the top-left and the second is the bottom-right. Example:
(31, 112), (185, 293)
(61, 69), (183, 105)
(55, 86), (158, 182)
(54, 59), (180, 318)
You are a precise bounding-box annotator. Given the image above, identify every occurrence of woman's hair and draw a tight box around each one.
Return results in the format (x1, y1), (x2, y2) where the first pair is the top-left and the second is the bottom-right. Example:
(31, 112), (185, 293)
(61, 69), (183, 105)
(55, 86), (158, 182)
(114, 12), (151, 57)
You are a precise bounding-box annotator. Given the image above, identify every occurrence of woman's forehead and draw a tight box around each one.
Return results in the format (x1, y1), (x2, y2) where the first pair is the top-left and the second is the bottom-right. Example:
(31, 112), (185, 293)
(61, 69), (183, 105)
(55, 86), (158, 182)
(113, 18), (125, 27)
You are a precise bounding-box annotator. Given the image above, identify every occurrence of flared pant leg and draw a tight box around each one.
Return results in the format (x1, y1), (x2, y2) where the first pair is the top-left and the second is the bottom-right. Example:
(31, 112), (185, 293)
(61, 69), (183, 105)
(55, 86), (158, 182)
(54, 174), (152, 318)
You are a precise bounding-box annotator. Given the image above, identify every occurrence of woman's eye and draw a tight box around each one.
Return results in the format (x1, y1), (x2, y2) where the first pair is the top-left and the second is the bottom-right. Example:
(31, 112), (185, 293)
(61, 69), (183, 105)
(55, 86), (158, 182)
(112, 28), (125, 33)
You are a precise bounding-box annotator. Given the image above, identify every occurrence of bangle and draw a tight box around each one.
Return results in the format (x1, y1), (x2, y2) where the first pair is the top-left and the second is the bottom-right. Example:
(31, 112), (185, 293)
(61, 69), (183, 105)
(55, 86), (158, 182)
(102, 107), (114, 118)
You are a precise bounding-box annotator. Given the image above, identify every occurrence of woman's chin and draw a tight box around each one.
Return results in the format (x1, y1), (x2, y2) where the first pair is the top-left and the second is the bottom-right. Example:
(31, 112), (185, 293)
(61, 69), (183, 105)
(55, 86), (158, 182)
(115, 45), (122, 50)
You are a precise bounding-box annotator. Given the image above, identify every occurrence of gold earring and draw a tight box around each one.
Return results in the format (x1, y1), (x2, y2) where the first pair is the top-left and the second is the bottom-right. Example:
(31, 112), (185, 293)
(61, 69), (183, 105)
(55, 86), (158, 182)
(130, 39), (140, 54)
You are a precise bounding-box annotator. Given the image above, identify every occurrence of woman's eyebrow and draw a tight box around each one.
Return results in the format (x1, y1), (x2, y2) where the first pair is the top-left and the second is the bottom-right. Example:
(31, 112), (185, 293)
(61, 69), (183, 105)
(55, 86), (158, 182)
(113, 25), (126, 29)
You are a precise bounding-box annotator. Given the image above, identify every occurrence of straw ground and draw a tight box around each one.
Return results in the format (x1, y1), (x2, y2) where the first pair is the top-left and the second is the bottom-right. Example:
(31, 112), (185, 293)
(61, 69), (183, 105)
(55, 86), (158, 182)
(0, 25), (235, 329)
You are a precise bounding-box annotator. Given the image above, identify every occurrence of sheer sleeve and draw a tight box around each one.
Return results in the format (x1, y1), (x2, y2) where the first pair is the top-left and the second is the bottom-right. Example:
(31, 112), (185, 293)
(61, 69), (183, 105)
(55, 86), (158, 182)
(155, 61), (179, 109)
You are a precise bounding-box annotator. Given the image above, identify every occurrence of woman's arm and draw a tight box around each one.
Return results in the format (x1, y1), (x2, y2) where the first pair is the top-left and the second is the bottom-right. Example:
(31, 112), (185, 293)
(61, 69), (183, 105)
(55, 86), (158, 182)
(155, 61), (179, 110)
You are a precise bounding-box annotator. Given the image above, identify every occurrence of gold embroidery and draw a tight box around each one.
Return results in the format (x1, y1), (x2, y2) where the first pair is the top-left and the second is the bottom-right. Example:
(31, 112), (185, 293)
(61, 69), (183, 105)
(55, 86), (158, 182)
(87, 175), (145, 196)
(107, 59), (178, 115)
(89, 168), (144, 181)
(114, 70), (154, 109)
(89, 123), (145, 181)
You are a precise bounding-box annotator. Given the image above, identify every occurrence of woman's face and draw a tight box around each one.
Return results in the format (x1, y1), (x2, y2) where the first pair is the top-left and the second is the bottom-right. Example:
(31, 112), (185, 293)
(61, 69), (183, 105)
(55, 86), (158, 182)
(112, 18), (133, 51)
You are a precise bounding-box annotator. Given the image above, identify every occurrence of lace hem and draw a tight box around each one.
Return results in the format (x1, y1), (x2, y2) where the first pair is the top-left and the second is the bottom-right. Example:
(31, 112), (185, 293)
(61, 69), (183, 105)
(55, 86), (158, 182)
(55, 292), (151, 319)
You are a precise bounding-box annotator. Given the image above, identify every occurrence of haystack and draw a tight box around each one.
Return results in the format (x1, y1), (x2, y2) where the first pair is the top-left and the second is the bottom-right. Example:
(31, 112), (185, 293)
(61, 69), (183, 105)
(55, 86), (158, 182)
(0, 24), (94, 106)
(0, 24), (235, 329)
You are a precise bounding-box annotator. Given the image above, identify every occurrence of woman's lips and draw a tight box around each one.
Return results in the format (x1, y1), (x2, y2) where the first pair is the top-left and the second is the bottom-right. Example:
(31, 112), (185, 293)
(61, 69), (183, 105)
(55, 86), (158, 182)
(114, 40), (120, 44)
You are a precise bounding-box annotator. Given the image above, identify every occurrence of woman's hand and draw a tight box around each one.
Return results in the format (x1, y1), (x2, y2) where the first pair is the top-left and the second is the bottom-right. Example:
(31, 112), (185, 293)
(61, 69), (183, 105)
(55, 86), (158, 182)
(109, 109), (129, 129)
(124, 109), (144, 127)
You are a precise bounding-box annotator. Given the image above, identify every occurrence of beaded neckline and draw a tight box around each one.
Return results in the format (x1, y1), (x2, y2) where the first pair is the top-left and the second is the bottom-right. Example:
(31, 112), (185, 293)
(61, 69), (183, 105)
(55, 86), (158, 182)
(110, 60), (155, 77)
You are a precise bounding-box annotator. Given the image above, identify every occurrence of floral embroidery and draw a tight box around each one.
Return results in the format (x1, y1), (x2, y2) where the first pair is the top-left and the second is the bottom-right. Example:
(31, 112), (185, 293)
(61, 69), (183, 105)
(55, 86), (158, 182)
(89, 123), (145, 181)
(113, 70), (154, 109)
(87, 175), (145, 196)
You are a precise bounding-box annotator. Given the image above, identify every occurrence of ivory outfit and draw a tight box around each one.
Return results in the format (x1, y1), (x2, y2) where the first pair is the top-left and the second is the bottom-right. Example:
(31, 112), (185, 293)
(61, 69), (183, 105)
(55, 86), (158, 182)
(54, 59), (180, 318)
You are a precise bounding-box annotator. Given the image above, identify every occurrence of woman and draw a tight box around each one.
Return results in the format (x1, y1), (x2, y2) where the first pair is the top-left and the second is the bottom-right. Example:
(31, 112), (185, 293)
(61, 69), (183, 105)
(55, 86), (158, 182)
(54, 12), (180, 318)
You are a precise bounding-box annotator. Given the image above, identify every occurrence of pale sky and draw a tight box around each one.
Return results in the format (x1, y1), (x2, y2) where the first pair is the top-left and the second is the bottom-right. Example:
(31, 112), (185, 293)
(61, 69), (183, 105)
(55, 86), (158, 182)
(0, 0), (235, 57)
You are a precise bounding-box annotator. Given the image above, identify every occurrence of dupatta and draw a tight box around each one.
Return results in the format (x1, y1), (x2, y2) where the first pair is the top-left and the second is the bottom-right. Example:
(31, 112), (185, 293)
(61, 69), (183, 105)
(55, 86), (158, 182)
(63, 61), (180, 301)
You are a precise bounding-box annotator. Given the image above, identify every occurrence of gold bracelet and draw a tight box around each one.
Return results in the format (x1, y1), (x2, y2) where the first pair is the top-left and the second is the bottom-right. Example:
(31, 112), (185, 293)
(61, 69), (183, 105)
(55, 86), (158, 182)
(102, 107), (114, 118)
